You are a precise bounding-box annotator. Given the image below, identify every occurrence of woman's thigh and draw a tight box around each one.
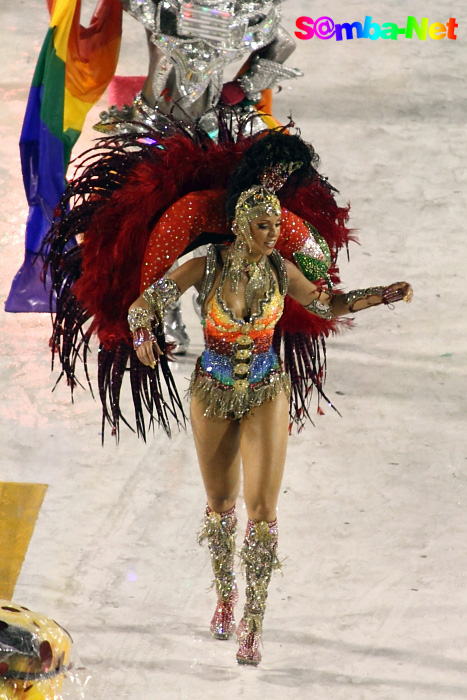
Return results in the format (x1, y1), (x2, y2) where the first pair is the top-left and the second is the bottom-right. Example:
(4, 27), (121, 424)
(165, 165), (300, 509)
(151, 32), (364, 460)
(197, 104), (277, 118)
(190, 395), (241, 512)
(239, 390), (289, 522)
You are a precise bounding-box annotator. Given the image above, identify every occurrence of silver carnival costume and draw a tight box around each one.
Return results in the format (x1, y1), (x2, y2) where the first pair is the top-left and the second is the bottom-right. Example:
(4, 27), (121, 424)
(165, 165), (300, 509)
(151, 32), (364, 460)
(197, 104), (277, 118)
(96, 0), (302, 136)
(98, 0), (302, 352)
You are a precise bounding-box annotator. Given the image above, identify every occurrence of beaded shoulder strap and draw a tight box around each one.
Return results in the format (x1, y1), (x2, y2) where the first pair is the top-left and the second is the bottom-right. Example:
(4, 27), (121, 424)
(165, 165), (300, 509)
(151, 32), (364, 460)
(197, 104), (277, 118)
(196, 244), (219, 309)
(269, 249), (288, 297)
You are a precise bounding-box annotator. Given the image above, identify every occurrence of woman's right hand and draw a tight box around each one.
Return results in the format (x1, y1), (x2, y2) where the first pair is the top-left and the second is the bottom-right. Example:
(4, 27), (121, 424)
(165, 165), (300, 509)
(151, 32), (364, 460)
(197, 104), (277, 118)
(135, 339), (163, 368)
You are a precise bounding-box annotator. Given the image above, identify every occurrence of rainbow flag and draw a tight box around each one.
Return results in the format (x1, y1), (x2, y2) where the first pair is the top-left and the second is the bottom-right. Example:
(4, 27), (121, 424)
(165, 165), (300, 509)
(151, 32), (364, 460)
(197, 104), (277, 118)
(6, 0), (122, 312)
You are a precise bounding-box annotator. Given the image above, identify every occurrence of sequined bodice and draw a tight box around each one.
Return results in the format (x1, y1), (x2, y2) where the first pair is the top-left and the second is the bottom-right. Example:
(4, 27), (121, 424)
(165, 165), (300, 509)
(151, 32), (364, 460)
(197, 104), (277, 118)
(204, 284), (283, 355)
(190, 246), (289, 415)
(199, 282), (284, 392)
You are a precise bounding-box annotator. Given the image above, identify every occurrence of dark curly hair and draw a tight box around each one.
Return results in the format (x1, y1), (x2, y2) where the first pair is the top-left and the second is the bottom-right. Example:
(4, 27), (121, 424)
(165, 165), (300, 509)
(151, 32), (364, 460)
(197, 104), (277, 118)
(225, 131), (321, 220)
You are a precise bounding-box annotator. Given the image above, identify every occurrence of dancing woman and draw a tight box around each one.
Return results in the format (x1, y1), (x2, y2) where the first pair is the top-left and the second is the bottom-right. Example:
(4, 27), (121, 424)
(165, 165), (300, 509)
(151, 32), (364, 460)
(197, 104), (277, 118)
(44, 125), (411, 665)
(128, 171), (413, 665)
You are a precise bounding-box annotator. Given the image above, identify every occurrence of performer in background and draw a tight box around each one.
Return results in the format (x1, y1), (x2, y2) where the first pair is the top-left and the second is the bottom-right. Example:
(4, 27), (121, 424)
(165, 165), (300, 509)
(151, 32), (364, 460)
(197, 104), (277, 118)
(97, 0), (302, 137)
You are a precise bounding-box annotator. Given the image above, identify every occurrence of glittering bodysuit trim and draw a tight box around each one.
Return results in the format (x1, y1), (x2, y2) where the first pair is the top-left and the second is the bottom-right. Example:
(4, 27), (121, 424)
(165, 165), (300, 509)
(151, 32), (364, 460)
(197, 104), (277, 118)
(189, 247), (290, 420)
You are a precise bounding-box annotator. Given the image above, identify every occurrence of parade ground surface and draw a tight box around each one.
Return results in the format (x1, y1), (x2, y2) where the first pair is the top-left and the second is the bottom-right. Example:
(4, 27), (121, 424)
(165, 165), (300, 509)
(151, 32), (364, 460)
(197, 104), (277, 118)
(0, 1), (466, 698)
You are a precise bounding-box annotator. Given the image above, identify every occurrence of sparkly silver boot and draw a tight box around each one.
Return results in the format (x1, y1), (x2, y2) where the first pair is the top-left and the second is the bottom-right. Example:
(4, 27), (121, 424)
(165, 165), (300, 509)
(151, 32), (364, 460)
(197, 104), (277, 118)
(198, 505), (238, 640)
(164, 300), (190, 355)
(236, 518), (281, 666)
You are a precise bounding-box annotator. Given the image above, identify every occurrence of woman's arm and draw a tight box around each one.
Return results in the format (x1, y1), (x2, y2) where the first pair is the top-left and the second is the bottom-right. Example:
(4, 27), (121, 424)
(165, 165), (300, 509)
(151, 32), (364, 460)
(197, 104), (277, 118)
(284, 259), (334, 318)
(284, 260), (413, 318)
(129, 256), (206, 367)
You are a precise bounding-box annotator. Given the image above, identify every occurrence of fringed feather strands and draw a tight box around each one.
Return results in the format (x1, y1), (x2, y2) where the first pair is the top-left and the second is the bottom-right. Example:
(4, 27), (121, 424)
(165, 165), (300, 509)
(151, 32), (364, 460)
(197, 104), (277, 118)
(274, 323), (342, 433)
(45, 128), (259, 351)
(97, 328), (186, 442)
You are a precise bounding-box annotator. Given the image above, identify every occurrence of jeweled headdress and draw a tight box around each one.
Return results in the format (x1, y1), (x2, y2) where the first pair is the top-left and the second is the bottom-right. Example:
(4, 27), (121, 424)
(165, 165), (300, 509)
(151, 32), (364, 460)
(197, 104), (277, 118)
(233, 185), (281, 243)
(258, 160), (304, 193)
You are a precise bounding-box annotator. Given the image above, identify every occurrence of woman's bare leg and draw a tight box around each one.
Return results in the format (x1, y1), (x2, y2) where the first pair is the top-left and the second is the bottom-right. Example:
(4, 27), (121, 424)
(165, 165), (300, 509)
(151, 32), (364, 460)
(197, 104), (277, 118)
(239, 390), (289, 521)
(190, 395), (241, 512)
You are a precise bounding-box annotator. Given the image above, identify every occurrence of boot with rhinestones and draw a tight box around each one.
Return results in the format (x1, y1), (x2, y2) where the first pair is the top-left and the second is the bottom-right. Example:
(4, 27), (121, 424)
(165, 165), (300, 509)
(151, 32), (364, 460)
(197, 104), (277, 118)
(236, 518), (281, 665)
(198, 505), (238, 639)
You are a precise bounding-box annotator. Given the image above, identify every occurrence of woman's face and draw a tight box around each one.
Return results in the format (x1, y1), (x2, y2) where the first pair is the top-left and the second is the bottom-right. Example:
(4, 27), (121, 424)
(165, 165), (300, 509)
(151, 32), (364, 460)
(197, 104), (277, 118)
(248, 213), (281, 257)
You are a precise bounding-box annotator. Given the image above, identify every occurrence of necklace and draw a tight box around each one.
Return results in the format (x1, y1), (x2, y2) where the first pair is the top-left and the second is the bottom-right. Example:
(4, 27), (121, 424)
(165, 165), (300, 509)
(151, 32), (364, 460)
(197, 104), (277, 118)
(224, 245), (274, 315)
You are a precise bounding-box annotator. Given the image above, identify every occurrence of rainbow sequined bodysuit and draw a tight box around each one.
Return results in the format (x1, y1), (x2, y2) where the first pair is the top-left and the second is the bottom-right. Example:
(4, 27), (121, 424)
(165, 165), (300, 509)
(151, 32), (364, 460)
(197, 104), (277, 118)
(190, 246), (290, 419)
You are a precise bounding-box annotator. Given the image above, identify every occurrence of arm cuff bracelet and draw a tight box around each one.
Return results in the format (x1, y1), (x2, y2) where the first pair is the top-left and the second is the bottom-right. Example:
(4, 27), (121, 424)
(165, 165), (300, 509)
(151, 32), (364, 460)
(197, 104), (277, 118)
(143, 277), (181, 319)
(341, 286), (385, 313)
(128, 307), (154, 333)
(304, 298), (333, 320)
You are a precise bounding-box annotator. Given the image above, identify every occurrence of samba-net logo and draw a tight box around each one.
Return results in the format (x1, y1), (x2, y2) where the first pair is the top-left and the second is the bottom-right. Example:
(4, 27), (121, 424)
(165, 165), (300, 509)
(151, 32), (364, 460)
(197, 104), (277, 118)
(295, 15), (458, 41)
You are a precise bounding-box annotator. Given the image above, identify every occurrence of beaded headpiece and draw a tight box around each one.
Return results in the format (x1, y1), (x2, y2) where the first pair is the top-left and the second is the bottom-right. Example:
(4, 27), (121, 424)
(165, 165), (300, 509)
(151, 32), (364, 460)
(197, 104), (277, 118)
(233, 185), (281, 242)
(258, 160), (304, 193)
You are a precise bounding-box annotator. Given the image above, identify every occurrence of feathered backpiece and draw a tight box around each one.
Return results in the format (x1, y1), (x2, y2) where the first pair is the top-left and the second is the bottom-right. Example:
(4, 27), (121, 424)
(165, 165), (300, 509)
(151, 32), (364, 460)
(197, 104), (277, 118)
(43, 115), (354, 439)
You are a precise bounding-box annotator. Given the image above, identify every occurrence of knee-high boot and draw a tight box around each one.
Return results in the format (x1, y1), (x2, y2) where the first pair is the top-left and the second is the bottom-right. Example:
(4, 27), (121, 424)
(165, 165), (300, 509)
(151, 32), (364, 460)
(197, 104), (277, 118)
(164, 299), (190, 355)
(236, 518), (281, 666)
(198, 505), (238, 639)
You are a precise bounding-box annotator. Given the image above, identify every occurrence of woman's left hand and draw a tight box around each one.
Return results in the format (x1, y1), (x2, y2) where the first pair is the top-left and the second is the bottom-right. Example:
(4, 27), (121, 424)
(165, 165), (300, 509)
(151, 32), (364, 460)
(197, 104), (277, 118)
(384, 281), (414, 304)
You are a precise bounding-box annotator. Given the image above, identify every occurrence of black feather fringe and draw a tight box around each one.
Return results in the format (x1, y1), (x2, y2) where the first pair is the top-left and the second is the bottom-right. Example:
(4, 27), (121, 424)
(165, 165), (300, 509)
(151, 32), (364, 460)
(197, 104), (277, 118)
(97, 324), (186, 443)
(273, 327), (340, 433)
